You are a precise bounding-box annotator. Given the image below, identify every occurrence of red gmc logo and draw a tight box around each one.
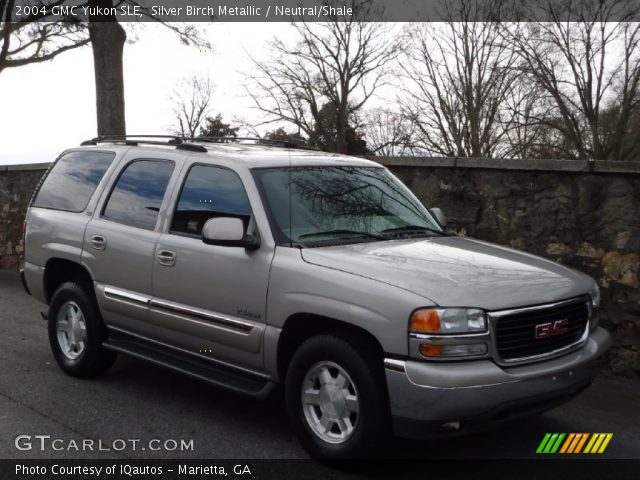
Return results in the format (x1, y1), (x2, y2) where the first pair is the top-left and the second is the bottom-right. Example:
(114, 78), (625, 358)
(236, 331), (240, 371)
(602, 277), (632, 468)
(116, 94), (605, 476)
(535, 319), (569, 339)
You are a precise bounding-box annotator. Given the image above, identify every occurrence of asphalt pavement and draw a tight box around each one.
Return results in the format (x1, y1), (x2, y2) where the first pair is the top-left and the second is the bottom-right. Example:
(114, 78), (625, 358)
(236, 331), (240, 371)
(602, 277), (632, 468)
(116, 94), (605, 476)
(1, 270), (638, 461)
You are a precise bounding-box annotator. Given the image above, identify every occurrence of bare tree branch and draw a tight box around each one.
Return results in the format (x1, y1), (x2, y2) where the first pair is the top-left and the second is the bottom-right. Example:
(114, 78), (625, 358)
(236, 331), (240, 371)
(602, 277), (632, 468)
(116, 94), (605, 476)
(501, 0), (640, 160)
(171, 74), (214, 137)
(360, 108), (416, 156)
(0, 1), (89, 74)
(398, 0), (520, 158)
(244, 0), (401, 153)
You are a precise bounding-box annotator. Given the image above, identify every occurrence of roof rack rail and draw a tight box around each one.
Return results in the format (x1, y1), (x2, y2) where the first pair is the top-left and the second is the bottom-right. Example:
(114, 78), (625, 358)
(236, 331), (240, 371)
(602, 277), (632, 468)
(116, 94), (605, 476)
(80, 135), (318, 152)
(193, 136), (319, 151)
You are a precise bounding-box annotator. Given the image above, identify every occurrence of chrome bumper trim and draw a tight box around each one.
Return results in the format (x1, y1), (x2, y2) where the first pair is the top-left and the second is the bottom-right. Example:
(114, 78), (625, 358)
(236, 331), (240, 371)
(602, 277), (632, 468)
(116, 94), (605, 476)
(384, 358), (406, 373)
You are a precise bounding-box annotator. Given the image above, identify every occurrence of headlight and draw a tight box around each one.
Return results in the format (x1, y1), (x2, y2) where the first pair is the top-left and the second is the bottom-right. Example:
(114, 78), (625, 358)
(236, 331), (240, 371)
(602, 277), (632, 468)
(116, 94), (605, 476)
(589, 283), (601, 308)
(410, 308), (486, 334)
(409, 308), (489, 360)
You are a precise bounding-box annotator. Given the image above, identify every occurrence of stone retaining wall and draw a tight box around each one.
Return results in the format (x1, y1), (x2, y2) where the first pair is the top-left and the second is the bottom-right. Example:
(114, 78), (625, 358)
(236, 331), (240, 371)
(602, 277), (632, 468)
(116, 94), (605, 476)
(0, 163), (49, 270)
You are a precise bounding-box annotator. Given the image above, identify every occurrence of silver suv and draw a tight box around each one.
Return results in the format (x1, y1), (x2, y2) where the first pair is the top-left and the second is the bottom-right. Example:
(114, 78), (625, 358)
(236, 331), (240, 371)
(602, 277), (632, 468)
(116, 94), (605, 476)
(22, 136), (611, 459)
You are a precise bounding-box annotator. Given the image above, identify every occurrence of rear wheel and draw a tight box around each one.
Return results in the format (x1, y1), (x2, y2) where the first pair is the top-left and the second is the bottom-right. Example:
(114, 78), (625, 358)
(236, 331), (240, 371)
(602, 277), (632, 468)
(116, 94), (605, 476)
(285, 335), (390, 459)
(48, 281), (116, 377)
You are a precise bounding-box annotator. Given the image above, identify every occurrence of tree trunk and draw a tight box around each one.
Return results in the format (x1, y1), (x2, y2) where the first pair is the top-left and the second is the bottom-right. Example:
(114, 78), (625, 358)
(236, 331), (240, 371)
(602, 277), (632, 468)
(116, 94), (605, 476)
(88, 7), (126, 137)
(336, 100), (349, 154)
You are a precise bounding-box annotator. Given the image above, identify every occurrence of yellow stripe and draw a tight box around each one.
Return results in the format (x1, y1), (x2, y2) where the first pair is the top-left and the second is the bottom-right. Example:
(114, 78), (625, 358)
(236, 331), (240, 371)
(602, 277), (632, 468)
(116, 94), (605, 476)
(583, 433), (598, 453)
(590, 434), (606, 454)
(597, 434), (613, 454)
(567, 434), (582, 453)
(574, 433), (589, 453)
(560, 433), (576, 454)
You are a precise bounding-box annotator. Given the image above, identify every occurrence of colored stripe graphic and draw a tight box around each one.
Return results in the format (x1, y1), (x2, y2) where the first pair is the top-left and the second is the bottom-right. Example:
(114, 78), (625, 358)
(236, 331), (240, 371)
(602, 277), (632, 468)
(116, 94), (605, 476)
(543, 433), (559, 453)
(536, 433), (566, 453)
(567, 433), (584, 453)
(537, 433), (613, 454)
(559, 433), (575, 453)
(583, 433), (599, 453)
(597, 434), (614, 453)
(536, 433), (552, 453)
(550, 433), (565, 453)
(573, 433), (589, 453)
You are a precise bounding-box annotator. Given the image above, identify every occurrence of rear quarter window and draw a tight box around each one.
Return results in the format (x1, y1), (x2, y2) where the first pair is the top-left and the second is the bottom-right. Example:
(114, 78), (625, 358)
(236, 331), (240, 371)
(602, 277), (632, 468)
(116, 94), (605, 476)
(32, 150), (115, 212)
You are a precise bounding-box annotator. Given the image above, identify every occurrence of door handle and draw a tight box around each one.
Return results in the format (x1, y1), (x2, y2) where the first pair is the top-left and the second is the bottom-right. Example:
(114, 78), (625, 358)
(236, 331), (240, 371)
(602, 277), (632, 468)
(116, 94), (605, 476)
(157, 250), (176, 267)
(89, 234), (106, 251)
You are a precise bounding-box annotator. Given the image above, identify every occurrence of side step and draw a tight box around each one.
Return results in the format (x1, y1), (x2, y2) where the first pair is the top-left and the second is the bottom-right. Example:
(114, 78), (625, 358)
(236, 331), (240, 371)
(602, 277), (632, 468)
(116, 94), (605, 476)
(103, 329), (275, 399)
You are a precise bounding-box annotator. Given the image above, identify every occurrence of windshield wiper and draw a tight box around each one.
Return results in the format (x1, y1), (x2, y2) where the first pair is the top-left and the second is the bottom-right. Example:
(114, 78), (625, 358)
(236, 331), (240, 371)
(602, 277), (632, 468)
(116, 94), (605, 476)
(298, 229), (386, 240)
(381, 225), (449, 237)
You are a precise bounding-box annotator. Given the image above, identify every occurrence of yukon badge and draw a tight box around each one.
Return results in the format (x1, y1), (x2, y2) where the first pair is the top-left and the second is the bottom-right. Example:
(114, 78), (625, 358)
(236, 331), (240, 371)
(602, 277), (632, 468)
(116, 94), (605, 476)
(535, 319), (569, 339)
(236, 308), (261, 321)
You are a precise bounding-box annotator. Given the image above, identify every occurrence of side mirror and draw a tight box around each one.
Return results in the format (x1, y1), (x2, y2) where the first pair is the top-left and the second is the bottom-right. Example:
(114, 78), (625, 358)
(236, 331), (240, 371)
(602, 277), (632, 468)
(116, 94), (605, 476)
(430, 207), (447, 228)
(201, 217), (260, 250)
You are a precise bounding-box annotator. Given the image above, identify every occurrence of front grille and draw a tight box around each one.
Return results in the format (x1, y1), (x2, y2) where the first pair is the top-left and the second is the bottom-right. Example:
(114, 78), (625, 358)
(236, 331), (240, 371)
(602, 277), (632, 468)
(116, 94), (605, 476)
(494, 298), (589, 362)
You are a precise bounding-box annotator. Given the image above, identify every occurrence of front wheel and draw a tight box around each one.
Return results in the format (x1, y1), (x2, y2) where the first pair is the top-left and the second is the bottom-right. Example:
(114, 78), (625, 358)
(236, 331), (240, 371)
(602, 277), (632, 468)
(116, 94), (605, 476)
(285, 335), (390, 459)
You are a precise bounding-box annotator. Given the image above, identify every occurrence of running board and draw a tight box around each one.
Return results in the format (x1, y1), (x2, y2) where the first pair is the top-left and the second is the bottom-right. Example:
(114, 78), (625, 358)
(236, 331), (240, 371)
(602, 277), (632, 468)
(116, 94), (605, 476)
(103, 330), (274, 399)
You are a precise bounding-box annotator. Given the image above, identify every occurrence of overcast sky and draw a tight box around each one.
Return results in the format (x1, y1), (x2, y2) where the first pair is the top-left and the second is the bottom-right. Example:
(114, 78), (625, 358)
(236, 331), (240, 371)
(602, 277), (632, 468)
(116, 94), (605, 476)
(0, 23), (303, 165)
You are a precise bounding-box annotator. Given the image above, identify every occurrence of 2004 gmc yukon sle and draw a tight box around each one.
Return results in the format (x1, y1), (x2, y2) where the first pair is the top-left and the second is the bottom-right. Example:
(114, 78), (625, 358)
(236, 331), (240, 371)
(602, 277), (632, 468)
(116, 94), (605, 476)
(21, 136), (611, 459)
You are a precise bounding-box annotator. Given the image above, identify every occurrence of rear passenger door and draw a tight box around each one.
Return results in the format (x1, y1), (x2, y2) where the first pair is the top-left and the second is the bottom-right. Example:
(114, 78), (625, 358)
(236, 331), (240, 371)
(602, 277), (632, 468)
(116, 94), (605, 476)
(82, 151), (185, 337)
(150, 163), (272, 370)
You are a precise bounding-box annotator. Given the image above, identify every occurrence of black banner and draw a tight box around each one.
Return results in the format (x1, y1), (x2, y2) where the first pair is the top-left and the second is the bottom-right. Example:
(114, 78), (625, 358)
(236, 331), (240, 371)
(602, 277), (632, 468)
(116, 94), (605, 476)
(7, 0), (640, 23)
(3, 459), (640, 480)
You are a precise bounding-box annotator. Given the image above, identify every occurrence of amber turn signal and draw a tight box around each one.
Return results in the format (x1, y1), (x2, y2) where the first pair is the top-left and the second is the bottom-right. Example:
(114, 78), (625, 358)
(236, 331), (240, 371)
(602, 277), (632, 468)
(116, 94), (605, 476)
(410, 309), (441, 333)
(419, 344), (443, 357)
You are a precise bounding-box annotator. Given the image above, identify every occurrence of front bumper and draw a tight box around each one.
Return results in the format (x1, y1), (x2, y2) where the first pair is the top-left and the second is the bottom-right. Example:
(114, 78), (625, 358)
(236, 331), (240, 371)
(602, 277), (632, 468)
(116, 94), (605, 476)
(385, 327), (611, 439)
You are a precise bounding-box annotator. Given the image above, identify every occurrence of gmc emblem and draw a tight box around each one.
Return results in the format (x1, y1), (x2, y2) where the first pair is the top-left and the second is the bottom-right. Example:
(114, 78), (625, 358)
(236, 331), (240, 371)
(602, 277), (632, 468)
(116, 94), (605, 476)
(535, 319), (569, 339)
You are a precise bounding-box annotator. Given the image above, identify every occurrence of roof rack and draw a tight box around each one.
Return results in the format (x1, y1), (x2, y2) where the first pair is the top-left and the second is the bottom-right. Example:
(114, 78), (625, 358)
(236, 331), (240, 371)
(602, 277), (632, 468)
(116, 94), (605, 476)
(80, 135), (318, 152)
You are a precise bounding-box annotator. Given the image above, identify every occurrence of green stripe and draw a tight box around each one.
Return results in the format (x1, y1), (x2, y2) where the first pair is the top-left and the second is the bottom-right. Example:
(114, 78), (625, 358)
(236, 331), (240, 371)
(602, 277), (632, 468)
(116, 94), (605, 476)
(550, 433), (566, 453)
(543, 433), (559, 453)
(537, 433), (552, 453)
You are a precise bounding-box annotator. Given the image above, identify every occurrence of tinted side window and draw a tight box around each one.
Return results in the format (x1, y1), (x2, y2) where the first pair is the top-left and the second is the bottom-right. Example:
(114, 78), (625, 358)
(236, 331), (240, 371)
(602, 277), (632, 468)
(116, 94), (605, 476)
(171, 165), (252, 236)
(103, 159), (174, 230)
(32, 151), (115, 212)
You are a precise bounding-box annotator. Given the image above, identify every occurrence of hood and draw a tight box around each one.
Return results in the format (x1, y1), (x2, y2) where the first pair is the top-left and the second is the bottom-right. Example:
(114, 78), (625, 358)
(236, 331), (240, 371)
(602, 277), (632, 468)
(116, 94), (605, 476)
(300, 236), (592, 311)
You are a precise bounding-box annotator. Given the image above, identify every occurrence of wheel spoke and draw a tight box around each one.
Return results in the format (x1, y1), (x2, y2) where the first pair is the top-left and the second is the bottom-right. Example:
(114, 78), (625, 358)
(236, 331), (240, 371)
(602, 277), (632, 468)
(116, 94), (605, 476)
(57, 320), (69, 332)
(318, 368), (333, 386)
(303, 389), (321, 405)
(335, 372), (349, 388)
(320, 415), (333, 433)
(336, 417), (353, 436)
(344, 394), (359, 413)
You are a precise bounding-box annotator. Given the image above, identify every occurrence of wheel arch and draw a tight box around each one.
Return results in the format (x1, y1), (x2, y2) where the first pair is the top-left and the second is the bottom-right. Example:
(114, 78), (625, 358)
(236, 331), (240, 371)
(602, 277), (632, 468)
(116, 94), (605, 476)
(44, 258), (95, 303)
(276, 313), (386, 382)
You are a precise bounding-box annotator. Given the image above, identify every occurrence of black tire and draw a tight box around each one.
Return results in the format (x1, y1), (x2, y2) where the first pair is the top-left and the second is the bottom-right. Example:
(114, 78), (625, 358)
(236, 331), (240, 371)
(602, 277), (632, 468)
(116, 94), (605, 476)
(48, 281), (116, 377)
(285, 334), (390, 459)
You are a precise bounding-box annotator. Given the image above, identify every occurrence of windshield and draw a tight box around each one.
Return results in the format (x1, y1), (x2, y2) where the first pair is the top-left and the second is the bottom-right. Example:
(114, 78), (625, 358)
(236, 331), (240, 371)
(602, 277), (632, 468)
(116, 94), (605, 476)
(253, 166), (443, 246)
